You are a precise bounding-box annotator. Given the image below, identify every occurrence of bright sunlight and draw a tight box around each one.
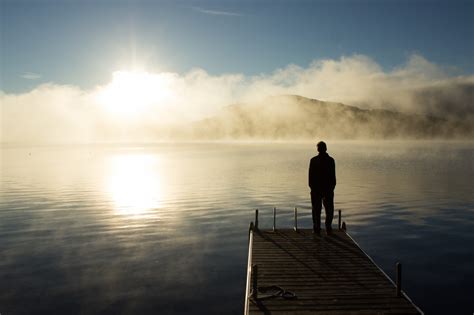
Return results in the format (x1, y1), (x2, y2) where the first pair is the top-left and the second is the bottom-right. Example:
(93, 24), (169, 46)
(106, 154), (162, 216)
(96, 70), (174, 116)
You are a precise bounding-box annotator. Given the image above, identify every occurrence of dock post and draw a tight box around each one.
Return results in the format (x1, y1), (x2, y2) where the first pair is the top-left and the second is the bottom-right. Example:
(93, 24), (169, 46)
(273, 207), (276, 232)
(396, 262), (402, 297)
(294, 207), (298, 231)
(255, 209), (259, 230)
(252, 264), (258, 300)
(338, 209), (342, 230)
(342, 221), (347, 231)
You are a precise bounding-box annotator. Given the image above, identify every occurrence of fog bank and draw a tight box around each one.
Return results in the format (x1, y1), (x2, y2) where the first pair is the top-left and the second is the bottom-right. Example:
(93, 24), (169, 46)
(1, 54), (473, 143)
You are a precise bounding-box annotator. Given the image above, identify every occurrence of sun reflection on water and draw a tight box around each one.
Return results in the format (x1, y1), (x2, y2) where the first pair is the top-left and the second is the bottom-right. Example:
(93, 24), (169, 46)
(106, 154), (161, 216)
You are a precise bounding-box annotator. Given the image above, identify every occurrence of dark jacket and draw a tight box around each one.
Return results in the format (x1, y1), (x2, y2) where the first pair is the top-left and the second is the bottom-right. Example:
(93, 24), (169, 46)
(309, 152), (336, 193)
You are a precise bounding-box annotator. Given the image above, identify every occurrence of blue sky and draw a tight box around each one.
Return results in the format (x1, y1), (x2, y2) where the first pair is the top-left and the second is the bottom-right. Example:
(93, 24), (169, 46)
(1, 0), (473, 93)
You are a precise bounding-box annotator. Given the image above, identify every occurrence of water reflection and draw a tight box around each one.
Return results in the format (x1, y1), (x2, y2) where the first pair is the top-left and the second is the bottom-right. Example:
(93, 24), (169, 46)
(1, 142), (473, 314)
(106, 154), (161, 216)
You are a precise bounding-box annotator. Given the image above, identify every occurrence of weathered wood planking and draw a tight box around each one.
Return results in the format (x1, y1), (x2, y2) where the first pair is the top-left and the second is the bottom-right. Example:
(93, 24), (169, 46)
(245, 229), (422, 314)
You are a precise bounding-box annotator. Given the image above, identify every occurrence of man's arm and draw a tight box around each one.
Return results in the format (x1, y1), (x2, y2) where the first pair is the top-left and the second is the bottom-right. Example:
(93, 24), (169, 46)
(308, 160), (313, 189)
(331, 159), (336, 190)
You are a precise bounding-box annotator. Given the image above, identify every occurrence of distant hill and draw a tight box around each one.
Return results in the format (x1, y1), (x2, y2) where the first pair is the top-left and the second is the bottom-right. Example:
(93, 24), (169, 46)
(191, 95), (473, 139)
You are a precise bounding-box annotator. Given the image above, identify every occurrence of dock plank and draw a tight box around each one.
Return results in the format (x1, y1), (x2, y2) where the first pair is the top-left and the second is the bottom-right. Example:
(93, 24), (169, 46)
(245, 229), (422, 314)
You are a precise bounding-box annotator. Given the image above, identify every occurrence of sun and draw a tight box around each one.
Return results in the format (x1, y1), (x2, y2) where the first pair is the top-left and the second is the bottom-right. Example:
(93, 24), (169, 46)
(96, 70), (173, 116)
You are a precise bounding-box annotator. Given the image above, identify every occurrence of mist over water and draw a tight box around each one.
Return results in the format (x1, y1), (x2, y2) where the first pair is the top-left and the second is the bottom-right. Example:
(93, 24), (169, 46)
(1, 141), (473, 314)
(1, 54), (473, 143)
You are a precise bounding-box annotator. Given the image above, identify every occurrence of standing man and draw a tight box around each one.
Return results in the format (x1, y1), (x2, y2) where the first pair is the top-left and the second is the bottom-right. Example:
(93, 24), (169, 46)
(309, 141), (336, 235)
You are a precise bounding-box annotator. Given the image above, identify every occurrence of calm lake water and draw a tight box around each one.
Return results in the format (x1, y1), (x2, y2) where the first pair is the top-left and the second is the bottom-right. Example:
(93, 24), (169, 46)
(1, 141), (473, 314)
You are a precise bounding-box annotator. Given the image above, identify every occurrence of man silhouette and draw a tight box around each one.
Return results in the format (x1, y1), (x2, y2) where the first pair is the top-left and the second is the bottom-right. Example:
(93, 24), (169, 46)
(309, 141), (336, 235)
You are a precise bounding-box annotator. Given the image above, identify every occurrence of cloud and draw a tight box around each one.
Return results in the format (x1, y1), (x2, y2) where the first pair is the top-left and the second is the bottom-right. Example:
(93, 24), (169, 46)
(189, 6), (242, 17)
(1, 54), (473, 143)
(1, 84), (97, 143)
(240, 54), (474, 119)
(20, 72), (42, 80)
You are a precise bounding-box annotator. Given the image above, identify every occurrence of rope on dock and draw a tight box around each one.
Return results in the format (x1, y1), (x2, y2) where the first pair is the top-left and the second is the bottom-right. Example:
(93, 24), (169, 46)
(251, 285), (297, 301)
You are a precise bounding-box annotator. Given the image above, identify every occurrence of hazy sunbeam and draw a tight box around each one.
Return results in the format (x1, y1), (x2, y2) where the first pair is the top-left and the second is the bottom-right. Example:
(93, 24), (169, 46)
(96, 70), (175, 117)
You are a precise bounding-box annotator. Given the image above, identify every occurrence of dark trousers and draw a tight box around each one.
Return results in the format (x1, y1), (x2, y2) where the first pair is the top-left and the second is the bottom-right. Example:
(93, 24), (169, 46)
(311, 190), (334, 231)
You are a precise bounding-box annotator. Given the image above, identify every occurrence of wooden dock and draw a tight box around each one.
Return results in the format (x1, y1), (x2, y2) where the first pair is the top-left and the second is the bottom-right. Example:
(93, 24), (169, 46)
(244, 211), (423, 314)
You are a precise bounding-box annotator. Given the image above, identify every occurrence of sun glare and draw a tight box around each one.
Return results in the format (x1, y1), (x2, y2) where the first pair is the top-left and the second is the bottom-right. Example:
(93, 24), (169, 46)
(106, 154), (162, 216)
(97, 70), (173, 116)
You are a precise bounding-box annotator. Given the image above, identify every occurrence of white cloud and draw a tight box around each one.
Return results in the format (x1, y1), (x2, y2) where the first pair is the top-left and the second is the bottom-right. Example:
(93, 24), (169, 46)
(189, 6), (242, 17)
(20, 72), (42, 80)
(1, 54), (473, 143)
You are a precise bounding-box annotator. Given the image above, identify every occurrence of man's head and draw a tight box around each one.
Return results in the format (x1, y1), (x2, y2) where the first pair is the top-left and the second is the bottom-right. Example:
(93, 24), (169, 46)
(317, 141), (327, 153)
